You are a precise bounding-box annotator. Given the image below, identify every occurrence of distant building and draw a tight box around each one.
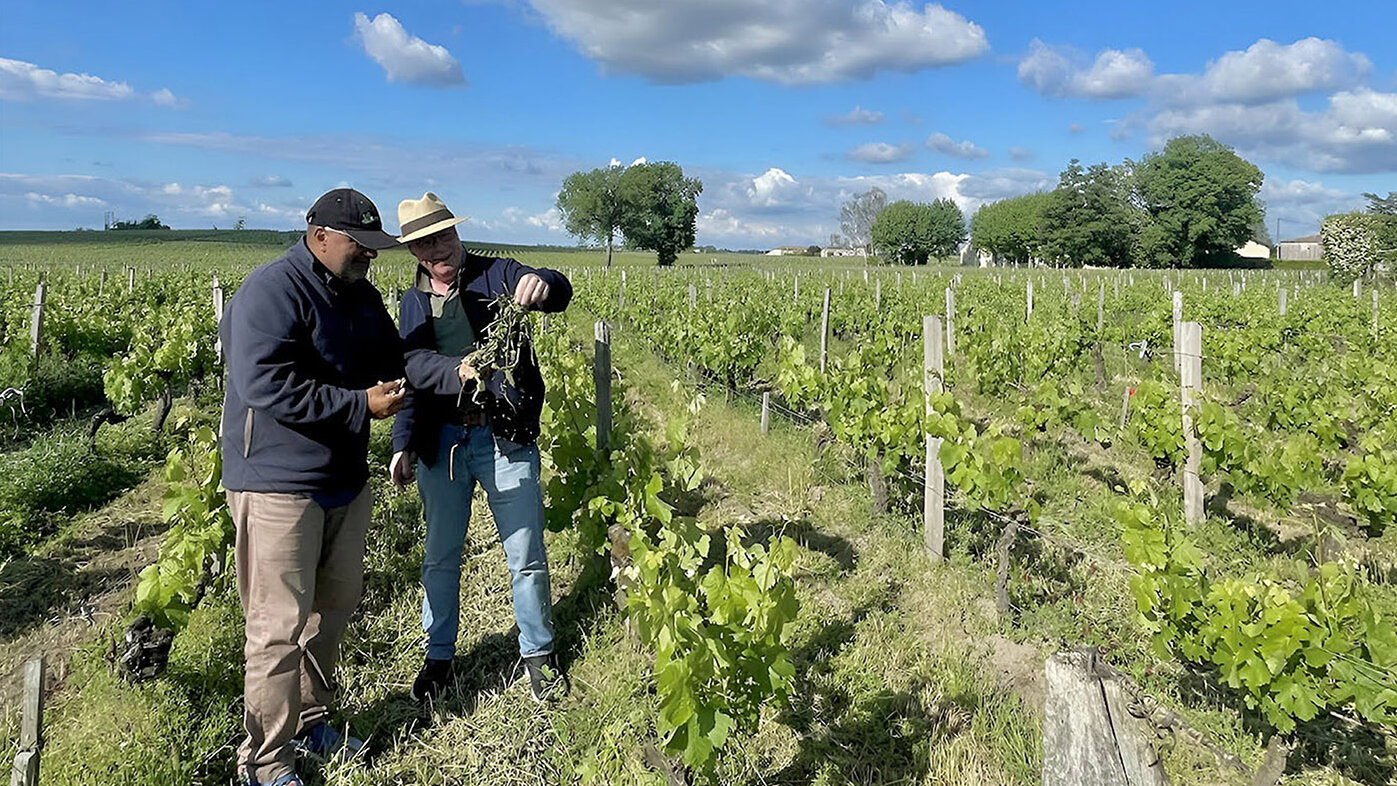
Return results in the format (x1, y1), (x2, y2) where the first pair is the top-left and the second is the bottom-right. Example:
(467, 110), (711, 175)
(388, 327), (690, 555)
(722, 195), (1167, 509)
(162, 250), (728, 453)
(1277, 234), (1322, 261)
(1235, 240), (1271, 259)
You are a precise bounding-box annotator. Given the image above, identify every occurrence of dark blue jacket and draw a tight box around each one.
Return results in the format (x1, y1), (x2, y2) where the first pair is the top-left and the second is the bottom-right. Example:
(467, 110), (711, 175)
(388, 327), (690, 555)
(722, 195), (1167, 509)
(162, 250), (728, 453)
(220, 240), (405, 494)
(391, 249), (571, 463)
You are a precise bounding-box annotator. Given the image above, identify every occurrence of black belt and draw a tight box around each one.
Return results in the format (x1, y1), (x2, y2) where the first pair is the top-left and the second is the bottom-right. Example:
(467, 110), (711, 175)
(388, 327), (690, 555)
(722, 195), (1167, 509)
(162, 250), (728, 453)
(447, 409), (488, 427)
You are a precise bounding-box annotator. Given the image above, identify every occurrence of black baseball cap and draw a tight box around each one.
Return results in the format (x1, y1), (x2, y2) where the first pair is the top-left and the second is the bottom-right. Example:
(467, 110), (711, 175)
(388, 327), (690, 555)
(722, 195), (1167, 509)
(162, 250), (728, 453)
(305, 188), (399, 249)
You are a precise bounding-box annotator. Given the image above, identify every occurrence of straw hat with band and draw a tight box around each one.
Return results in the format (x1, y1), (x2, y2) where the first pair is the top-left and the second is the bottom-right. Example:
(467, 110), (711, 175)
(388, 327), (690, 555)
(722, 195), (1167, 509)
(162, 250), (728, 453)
(398, 193), (469, 244)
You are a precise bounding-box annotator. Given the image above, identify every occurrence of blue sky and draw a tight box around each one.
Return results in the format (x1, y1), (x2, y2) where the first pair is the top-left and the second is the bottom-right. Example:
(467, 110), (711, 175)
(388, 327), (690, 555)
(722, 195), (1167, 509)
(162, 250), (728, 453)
(2, 0), (1394, 248)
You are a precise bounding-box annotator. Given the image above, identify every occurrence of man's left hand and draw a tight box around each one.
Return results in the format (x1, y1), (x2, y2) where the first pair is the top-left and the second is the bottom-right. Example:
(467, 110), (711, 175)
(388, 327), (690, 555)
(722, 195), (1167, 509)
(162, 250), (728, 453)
(514, 273), (550, 308)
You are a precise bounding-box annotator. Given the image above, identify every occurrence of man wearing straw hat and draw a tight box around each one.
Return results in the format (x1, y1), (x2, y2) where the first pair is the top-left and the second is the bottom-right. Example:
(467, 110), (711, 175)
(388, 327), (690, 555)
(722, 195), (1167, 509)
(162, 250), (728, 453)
(389, 192), (573, 704)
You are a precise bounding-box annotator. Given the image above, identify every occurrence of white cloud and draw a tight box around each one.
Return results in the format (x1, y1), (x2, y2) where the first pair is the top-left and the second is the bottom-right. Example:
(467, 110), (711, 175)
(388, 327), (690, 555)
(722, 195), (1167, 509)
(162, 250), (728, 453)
(250, 175), (294, 188)
(746, 168), (810, 208)
(846, 142), (915, 163)
(1156, 37), (1372, 106)
(353, 12), (467, 86)
(1259, 178), (1367, 238)
(1018, 41), (1154, 99)
(1146, 88), (1397, 173)
(25, 192), (106, 208)
(1008, 146), (1034, 161)
(526, 0), (988, 85)
(826, 106), (885, 126)
(0, 57), (179, 105)
(926, 132), (988, 159)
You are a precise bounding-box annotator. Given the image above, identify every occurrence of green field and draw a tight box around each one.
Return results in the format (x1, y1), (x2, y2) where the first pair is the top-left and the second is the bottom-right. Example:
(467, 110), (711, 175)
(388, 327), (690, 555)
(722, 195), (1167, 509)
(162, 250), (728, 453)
(0, 233), (1392, 785)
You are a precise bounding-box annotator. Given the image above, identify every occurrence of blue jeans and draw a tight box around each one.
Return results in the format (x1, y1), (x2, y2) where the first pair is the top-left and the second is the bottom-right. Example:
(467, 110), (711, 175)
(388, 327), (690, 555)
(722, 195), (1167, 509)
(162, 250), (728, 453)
(417, 423), (555, 660)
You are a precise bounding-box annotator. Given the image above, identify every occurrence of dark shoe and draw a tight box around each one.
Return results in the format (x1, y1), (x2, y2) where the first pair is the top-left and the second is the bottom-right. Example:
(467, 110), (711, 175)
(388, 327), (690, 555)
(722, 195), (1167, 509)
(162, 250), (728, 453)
(520, 653), (570, 703)
(291, 721), (364, 763)
(411, 657), (454, 703)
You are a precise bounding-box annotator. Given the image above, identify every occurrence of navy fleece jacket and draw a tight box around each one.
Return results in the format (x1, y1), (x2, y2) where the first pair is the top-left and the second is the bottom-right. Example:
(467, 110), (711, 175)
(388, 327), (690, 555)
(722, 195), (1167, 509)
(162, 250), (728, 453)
(391, 249), (571, 463)
(220, 239), (405, 494)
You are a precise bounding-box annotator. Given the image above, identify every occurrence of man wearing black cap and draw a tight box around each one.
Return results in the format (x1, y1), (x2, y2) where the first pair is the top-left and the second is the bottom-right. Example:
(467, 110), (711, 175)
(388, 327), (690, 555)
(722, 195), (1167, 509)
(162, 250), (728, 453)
(221, 188), (405, 786)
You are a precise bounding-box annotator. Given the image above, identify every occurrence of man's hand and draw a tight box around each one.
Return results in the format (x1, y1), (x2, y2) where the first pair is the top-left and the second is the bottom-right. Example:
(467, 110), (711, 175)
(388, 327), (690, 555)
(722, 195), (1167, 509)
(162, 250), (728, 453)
(367, 378), (406, 419)
(458, 359), (478, 384)
(390, 450), (416, 487)
(513, 273), (550, 309)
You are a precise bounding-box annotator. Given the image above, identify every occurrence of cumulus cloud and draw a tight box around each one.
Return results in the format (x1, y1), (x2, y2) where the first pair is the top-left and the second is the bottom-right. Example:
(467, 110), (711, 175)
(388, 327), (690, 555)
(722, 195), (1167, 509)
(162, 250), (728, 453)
(526, 0), (989, 85)
(957, 168), (1053, 201)
(250, 175), (294, 188)
(1259, 178), (1367, 237)
(926, 132), (989, 159)
(0, 57), (180, 104)
(846, 142), (916, 163)
(825, 106), (884, 126)
(1156, 37), (1372, 106)
(0, 173), (304, 229)
(353, 12), (467, 86)
(1008, 146), (1034, 161)
(1147, 88), (1397, 173)
(1018, 40), (1154, 99)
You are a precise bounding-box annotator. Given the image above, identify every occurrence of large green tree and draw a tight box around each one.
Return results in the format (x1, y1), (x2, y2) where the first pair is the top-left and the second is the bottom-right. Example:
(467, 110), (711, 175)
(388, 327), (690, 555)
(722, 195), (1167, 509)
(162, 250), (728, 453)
(1040, 160), (1138, 267)
(870, 198), (965, 265)
(617, 162), (703, 267)
(970, 192), (1050, 265)
(556, 165), (626, 267)
(1133, 134), (1264, 268)
(1364, 191), (1397, 215)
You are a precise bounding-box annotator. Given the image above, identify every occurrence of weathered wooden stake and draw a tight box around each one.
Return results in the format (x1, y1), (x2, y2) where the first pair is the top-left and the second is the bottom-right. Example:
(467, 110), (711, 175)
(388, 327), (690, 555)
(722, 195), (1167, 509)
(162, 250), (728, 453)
(29, 282), (45, 362)
(760, 392), (770, 436)
(10, 655), (44, 786)
(688, 284), (696, 311)
(1172, 291), (1183, 374)
(923, 315), (945, 562)
(127, 267), (135, 292)
(1181, 322), (1203, 526)
(1279, 287), (1287, 317)
(1096, 280), (1105, 333)
(1026, 280), (1034, 321)
(1042, 651), (1167, 786)
(593, 322), (612, 454)
(619, 270), (626, 310)
(819, 289), (831, 374)
(874, 277), (882, 310)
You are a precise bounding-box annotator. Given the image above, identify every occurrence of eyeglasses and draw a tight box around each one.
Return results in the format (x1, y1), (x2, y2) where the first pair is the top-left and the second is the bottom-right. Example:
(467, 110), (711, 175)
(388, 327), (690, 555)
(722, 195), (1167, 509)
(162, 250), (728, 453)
(406, 229), (457, 253)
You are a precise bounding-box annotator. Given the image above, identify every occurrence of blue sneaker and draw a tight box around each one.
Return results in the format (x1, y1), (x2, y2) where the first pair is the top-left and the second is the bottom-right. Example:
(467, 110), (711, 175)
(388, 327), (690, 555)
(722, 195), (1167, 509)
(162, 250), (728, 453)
(232, 766), (304, 786)
(291, 721), (365, 763)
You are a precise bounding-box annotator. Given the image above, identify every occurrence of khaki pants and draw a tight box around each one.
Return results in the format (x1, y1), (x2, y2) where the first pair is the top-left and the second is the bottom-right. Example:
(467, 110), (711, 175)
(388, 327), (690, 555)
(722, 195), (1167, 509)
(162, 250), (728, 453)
(230, 487), (372, 782)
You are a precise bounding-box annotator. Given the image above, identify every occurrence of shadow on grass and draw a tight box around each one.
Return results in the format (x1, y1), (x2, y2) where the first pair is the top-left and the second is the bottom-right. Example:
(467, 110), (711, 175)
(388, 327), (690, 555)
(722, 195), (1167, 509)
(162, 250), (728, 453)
(1175, 668), (1396, 786)
(740, 515), (857, 573)
(0, 556), (127, 638)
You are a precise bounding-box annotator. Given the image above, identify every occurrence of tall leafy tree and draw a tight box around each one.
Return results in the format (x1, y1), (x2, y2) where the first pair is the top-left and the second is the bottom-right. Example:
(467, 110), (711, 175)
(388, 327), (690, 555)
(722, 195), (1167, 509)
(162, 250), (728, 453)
(970, 193), (1050, 265)
(839, 187), (887, 256)
(870, 198), (965, 265)
(556, 165), (626, 267)
(1040, 160), (1138, 267)
(617, 162), (704, 267)
(1363, 191), (1397, 215)
(1134, 134), (1263, 268)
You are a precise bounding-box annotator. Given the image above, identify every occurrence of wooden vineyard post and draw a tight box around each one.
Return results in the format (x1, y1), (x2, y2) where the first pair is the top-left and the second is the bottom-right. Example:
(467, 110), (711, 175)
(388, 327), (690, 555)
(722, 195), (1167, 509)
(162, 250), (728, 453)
(1353, 279), (1361, 300)
(760, 392), (770, 436)
(1180, 322), (1203, 526)
(593, 322), (612, 455)
(618, 270), (626, 310)
(1119, 385), (1132, 429)
(1374, 290), (1380, 334)
(688, 284), (696, 311)
(874, 277), (882, 311)
(923, 316), (945, 563)
(212, 276), (225, 364)
(29, 282), (45, 362)
(10, 655), (44, 786)
(1026, 279), (1034, 321)
(1279, 286), (1287, 317)
(99, 269), (107, 296)
(819, 289), (831, 374)
(945, 287), (956, 358)
(1172, 291), (1183, 374)
(127, 266), (135, 293)
(1097, 280), (1105, 333)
